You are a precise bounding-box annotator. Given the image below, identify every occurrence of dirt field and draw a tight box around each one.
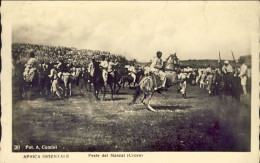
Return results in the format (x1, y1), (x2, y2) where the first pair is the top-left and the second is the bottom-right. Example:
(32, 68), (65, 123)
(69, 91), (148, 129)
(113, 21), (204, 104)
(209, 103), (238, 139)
(12, 83), (251, 152)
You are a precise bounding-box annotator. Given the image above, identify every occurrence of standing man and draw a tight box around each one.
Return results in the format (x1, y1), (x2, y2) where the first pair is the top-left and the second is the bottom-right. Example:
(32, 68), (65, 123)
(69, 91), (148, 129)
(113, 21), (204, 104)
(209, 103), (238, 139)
(48, 63), (62, 99)
(238, 58), (248, 96)
(150, 51), (166, 91)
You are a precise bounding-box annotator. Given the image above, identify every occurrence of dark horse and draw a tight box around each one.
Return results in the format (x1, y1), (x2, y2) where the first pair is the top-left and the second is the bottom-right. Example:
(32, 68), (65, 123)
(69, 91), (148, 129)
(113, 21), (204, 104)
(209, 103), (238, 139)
(108, 70), (122, 94)
(92, 60), (114, 101)
(120, 70), (144, 88)
(215, 70), (241, 102)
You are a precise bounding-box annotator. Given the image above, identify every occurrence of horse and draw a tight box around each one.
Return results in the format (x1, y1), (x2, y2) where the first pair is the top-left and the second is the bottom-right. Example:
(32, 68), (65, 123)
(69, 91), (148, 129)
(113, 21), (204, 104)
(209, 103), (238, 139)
(130, 55), (179, 111)
(215, 71), (241, 103)
(92, 60), (114, 101)
(120, 69), (144, 88)
(108, 70), (122, 94)
(78, 69), (93, 92)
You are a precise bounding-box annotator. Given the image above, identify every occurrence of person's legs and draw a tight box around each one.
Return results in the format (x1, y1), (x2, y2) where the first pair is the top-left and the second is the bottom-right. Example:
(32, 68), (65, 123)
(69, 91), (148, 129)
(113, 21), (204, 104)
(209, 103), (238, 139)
(52, 80), (61, 98)
(241, 76), (247, 95)
(102, 70), (108, 85)
(131, 73), (136, 83)
(159, 71), (166, 88)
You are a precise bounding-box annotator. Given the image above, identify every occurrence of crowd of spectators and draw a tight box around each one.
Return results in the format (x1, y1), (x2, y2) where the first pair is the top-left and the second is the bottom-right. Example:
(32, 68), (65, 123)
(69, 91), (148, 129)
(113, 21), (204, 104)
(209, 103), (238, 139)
(12, 43), (129, 69)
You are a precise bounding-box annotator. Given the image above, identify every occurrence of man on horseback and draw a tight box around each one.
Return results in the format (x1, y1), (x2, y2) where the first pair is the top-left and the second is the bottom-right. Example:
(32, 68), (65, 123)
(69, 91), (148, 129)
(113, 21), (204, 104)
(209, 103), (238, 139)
(222, 60), (233, 75)
(88, 57), (95, 77)
(100, 55), (109, 85)
(150, 51), (166, 91)
(107, 57), (118, 77)
(128, 63), (137, 83)
(222, 60), (233, 87)
(23, 51), (38, 83)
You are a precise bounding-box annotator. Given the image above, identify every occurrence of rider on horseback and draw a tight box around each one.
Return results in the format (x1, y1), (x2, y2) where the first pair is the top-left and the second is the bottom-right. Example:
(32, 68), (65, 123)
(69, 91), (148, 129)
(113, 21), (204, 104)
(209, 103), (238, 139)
(222, 60), (233, 87)
(150, 51), (166, 91)
(128, 63), (137, 83)
(100, 55), (109, 85)
(88, 57), (95, 77)
(222, 60), (233, 75)
(107, 57), (118, 77)
(23, 51), (38, 82)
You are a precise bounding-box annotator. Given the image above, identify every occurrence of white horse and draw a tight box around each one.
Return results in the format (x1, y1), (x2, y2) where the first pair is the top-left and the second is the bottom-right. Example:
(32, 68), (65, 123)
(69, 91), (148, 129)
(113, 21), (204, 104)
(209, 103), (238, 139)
(130, 55), (180, 111)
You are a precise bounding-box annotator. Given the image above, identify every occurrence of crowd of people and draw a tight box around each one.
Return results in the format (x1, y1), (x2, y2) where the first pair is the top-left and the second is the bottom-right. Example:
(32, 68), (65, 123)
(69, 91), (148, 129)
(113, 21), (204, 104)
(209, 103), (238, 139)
(12, 43), (251, 100)
(176, 59), (251, 98)
(12, 43), (139, 98)
(12, 43), (129, 69)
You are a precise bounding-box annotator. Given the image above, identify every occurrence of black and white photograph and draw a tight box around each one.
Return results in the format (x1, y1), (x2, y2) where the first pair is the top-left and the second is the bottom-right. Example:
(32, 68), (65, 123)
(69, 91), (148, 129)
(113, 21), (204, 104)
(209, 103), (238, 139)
(1, 1), (259, 162)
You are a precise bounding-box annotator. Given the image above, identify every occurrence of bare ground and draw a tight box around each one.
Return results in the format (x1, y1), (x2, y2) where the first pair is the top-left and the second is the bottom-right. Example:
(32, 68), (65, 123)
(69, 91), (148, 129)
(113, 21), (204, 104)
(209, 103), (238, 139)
(12, 84), (251, 152)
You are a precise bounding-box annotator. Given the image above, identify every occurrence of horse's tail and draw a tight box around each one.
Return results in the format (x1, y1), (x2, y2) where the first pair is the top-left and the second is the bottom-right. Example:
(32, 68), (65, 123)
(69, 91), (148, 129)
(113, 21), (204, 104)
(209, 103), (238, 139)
(131, 85), (141, 104)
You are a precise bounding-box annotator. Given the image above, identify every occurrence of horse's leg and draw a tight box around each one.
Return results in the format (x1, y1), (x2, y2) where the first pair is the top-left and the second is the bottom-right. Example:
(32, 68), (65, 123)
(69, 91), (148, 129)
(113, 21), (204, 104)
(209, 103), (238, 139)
(94, 86), (99, 101)
(26, 82), (32, 100)
(113, 81), (117, 94)
(89, 80), (92, 92)
(109, 84), (114, 101)
(116, 82), (121, 94)
(84, 80), (88, 92)
(140, 94), (146, 104)
(69, 82), (72, 96)
(19, 81), (24, 100)
(101, 85), (106, 101)
(145, 92), (156, 112)
(122, 81), (125, 89)
(64, 80), (68, 96)
(128, 80), (131, 88)
(129, 85), (141, 105)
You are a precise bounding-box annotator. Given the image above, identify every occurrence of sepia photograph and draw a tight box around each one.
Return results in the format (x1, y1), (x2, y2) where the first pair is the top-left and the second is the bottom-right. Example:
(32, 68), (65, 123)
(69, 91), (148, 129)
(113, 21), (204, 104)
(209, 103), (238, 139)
(1, 1), (260, 162)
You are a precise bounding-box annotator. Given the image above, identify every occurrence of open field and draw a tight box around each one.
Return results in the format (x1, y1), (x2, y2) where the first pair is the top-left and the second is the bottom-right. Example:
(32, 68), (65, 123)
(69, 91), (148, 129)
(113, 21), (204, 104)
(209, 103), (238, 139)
(12, 84), (251, 152)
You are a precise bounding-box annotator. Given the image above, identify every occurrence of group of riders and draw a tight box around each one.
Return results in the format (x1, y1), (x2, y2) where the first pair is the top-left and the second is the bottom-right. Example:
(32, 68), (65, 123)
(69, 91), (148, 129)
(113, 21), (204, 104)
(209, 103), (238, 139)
(20, 48), (249, 102)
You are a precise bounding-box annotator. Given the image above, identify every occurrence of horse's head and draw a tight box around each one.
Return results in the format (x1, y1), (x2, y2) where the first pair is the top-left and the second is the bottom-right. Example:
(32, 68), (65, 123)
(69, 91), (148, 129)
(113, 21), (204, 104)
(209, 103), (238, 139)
(164, 55), (176, 71)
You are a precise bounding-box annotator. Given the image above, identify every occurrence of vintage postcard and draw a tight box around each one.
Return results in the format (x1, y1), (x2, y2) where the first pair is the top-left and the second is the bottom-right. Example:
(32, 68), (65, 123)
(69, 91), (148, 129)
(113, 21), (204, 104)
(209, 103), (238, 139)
(1, 1), (259, 163)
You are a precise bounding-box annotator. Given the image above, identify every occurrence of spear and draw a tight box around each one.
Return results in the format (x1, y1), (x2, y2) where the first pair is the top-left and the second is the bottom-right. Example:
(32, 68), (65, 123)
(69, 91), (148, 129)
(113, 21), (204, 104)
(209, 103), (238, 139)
(231, 50), (238, 75)
(218, 51), (222, 69)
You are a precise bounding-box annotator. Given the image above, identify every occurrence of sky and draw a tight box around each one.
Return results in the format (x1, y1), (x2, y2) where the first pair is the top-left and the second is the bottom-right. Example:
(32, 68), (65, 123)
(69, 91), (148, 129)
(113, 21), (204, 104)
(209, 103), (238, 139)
(9, 1), (260, 62)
